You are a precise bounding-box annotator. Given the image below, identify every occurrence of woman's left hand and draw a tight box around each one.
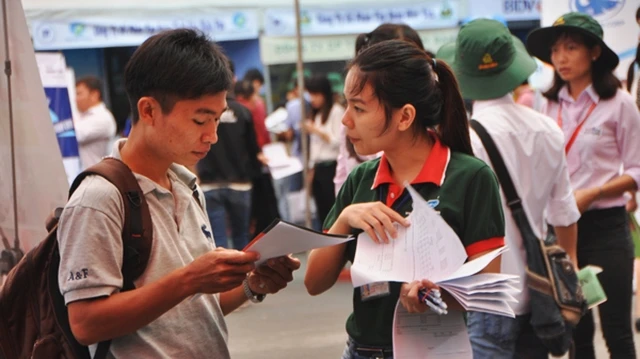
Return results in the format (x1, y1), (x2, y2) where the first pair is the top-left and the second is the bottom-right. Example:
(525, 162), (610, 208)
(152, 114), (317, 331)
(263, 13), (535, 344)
(574, 187), (600, 214)
(399, 279), (439, 313)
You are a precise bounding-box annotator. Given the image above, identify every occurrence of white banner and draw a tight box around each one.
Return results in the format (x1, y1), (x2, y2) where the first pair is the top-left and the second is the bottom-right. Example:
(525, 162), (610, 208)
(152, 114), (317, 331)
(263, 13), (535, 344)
(261, 28), (459, 65)
(36, 53), (82, 184)
(31, 10), (259, 50)
(468, 0), (541, 21)
(540, 0), (638, 79)
(0, 0), (68, 251)
(264, 1), (460, 37)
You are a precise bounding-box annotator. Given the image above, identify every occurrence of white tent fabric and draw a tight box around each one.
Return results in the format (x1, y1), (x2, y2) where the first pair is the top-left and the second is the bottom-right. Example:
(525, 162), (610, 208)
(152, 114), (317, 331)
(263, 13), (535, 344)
(22, 0), (387, 11)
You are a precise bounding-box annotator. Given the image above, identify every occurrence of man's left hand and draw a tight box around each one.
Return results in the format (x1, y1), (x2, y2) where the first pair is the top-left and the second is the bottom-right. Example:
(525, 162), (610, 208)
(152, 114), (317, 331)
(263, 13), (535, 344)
(247, 255), (301, 295)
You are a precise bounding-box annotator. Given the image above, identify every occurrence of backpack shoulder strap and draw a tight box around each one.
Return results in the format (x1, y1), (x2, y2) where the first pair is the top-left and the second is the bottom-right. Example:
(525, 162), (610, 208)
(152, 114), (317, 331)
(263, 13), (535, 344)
(70, 158), (153, 359)
(70, 158), (153, 288)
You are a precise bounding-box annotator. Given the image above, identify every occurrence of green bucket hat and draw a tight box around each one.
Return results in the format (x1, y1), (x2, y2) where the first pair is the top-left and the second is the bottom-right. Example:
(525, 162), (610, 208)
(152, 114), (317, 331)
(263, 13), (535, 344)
(526, 12), (619, 70)
(327, 72), (344, 94)
(436, 19), (536, 101)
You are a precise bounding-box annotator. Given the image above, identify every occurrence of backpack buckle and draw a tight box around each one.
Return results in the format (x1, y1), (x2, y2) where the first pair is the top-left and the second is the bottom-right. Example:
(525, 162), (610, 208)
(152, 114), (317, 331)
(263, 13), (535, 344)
(126, 191), (141, 207)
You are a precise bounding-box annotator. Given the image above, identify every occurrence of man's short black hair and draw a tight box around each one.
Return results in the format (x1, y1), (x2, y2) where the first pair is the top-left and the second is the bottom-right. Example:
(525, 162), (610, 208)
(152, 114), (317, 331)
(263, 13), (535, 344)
(76, 76), (103, 100)
(243, 68), (264, 85)
(124, 29), (233, 124)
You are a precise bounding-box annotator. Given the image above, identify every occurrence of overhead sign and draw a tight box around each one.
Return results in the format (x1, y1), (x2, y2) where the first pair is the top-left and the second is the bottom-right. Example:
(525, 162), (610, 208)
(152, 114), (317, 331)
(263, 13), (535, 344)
(541, 0), (637, 79)
(264, 1), (460, 37)
(31, 10), (259, 50)
(468, 0), (541, 21)
(261, 28), (459, 65)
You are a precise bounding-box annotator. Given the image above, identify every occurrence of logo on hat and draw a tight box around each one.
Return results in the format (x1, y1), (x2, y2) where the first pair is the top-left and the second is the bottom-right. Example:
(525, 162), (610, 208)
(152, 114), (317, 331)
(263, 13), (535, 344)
(478, 53), (498, 70)
(570, 0), (625, 22)
(553, 17), (565, 26)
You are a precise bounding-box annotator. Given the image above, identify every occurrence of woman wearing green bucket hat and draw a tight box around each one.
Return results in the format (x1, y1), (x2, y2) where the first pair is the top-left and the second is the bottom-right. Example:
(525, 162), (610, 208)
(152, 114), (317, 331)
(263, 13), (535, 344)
(527, 12), (640, 359)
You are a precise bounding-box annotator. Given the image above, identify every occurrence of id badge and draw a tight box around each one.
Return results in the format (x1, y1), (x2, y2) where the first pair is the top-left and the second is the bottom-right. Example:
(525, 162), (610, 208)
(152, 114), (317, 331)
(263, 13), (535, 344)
(360, 281), (391, 301)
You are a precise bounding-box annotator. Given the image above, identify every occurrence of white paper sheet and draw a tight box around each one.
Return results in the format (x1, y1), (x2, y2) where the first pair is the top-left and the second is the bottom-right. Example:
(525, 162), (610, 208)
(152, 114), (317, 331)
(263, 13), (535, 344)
(264, 107), (289, 133)
(393, 301), (472, 359)
(243, 220), (353, 266)
(350, 185), (467, 287)
(261, 143), (304, 180)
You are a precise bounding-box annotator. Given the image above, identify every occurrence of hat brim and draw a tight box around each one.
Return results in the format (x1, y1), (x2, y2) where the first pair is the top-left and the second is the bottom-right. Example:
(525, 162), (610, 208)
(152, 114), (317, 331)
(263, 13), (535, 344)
(436, 42), (455, 66)
(437, 35), (537, 101)
(526, 25), (619, 70)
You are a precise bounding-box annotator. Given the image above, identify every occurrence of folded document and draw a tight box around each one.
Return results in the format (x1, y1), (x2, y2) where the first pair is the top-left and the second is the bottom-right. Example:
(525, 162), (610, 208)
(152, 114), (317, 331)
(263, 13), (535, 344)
(351, 184), (519, 318)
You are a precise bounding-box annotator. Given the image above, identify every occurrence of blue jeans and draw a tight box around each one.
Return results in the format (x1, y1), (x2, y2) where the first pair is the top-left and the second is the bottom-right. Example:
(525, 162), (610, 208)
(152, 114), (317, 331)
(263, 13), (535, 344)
(204, 188), (251, 250)
(467, 312), (548, 359)
(341, 337), (393, 359)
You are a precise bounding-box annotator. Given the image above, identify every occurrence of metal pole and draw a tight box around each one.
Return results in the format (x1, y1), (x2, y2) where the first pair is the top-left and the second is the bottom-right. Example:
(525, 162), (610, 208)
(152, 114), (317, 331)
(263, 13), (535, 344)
(1, 0), (19, 251)
(294, 0), (311, 228)
(263, 62), (274, 115)
(294, 0), (312, 228)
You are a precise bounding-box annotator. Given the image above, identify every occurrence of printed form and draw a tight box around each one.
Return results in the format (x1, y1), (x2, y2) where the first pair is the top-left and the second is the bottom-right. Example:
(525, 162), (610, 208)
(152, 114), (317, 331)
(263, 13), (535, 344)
(350, 184), (467, 286)
(393, 301), (472, 359)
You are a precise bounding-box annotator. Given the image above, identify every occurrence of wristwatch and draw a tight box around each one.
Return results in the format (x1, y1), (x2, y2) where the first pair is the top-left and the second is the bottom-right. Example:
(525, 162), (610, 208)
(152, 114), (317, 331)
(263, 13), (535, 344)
(243, 277), (266, 303)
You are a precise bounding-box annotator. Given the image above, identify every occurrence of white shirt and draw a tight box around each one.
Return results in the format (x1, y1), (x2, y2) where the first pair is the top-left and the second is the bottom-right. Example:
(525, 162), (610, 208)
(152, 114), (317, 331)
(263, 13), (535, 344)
(470, 95), (581, 315)
(309, 103), (345, 166)
(74, 102), (117, 169)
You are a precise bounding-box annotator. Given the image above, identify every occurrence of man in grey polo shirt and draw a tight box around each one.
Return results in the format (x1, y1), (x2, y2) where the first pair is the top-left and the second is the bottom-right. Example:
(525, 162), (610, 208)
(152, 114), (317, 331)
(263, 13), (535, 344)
(57, 29), (300, 358)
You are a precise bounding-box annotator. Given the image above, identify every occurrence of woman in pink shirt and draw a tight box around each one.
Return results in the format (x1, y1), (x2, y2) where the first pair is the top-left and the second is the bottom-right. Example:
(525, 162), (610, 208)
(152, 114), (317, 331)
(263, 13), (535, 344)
(527, 12), (640, 358)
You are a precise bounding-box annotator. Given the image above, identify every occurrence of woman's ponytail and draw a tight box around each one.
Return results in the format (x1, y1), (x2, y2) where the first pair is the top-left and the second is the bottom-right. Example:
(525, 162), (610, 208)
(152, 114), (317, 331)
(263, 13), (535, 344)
(432, 60), (473, 156)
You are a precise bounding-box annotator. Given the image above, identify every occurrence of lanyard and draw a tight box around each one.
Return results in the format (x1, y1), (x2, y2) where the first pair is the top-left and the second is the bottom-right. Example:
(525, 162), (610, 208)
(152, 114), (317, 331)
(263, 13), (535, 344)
(557, 102), (597, 154)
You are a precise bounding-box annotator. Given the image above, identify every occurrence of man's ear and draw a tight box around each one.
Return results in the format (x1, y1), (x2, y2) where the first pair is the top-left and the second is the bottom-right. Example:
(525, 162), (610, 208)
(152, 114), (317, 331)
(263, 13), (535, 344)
(90, 90), (101, 104)
(397, 104), (417, 132)
(137, 97), (159, 125)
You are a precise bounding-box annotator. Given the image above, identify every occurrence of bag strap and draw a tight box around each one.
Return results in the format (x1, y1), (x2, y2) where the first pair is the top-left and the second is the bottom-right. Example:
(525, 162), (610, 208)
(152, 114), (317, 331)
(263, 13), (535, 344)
(469, 120), (522, 212)
(69, 157), (153, 359)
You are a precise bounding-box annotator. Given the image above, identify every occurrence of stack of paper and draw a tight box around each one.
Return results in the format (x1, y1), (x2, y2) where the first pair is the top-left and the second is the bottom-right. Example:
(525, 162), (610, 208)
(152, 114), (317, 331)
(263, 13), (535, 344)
(438, 272), (519, 317)
(350, 184), (520, 318)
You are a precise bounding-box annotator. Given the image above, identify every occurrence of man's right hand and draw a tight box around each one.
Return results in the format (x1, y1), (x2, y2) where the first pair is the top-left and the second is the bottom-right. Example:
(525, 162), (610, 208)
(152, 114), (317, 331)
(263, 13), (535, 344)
(184, 248), (259, 295)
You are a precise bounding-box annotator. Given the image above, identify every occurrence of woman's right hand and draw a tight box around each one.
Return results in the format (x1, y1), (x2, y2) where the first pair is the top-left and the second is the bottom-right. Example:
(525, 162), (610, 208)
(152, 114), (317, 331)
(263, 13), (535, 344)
(400, 280), (439, 313)
(337, 202), (410, 244)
